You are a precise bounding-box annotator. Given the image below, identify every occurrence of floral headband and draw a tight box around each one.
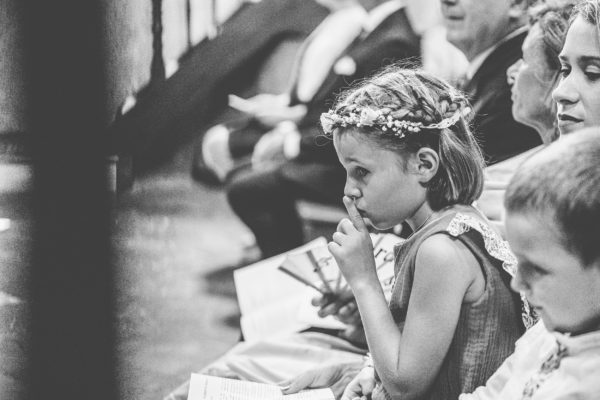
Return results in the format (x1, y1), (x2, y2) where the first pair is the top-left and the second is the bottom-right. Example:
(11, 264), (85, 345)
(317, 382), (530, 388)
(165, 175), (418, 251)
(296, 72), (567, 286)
(320, 106), (465, 138)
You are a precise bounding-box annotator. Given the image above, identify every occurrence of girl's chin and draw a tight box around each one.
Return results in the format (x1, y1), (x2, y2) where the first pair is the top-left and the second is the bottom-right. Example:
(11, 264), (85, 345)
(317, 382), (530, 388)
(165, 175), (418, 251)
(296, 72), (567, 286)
(367, 218), (395, 231)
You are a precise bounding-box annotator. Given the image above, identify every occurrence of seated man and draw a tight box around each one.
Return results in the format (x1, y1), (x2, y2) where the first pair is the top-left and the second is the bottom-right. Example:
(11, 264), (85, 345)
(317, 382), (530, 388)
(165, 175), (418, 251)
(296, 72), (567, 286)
(440, 0), (542, 165)
(111, 0), (329, 174)
(197, 0), (368, 183)
(221, 0), (421, 258)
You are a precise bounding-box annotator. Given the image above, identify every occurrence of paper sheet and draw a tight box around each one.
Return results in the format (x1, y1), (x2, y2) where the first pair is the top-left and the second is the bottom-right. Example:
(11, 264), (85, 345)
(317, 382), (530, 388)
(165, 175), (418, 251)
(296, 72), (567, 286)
(187, 374), (334, 400)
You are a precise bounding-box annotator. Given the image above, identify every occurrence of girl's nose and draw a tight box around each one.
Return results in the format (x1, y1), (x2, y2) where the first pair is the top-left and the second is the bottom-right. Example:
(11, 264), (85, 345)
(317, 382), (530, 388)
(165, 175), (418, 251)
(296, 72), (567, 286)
(552, 74), (579, 105)
(343, 180), (361, 200)
(506, 59), (522, 86)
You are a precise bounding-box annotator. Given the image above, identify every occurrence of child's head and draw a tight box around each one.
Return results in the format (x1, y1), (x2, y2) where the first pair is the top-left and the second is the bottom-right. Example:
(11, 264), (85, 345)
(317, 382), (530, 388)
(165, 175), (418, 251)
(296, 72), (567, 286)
(505, 128), (600, 334)
(320, 67), (484, 229)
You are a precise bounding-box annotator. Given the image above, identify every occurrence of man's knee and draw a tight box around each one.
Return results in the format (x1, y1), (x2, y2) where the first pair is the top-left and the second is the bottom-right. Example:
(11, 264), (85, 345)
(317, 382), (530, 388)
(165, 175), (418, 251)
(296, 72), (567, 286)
(202, 124), (234, 181)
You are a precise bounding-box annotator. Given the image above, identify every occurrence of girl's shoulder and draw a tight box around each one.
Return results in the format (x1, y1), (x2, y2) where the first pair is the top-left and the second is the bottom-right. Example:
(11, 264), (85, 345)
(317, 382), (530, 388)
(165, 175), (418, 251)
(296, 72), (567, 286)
(443, 208), (517, 275)
(419, 204), (517, 275)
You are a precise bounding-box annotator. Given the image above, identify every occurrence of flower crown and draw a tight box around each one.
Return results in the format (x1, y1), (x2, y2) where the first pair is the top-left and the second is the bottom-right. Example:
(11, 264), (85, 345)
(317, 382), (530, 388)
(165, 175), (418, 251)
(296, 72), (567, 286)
(320, 106), (465, 138)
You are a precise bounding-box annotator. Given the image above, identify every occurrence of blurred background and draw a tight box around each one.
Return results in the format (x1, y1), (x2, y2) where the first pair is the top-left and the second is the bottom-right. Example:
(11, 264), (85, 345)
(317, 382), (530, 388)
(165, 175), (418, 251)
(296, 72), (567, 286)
(0, 1), (462, 399)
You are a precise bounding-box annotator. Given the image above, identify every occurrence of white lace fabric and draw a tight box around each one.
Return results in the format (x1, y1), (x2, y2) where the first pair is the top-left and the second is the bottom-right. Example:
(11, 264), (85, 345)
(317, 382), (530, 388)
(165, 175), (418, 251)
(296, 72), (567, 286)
(446, 213), (537, 329)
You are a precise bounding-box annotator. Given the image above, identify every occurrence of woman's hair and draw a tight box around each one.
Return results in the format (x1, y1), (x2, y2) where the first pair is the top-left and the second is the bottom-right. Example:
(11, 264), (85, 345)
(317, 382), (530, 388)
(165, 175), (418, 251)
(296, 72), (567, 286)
(325, 67), (485, 211)
(528, 0), (579, 140)
(529, 0), (577, 77)
(505, 128), (600, 266)
(570, 0), (600, 27)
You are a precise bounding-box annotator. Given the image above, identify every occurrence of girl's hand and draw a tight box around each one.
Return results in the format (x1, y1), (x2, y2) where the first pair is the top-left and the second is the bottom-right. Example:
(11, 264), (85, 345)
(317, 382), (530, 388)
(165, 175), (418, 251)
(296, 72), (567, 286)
(312, 287), (361, 325)
(328, 196), (377, 286)
(281, 362), (363, 400)
(341, 366), (376, 400)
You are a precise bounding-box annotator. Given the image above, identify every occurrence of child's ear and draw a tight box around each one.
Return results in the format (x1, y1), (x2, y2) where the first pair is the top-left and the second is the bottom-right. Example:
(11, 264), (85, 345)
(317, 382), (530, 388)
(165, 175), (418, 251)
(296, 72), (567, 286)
(415, 148), (439, 183)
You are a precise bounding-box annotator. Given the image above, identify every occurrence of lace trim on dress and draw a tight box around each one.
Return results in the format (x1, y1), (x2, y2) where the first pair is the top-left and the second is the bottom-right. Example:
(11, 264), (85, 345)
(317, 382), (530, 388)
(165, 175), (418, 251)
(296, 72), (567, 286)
(446, 213), (537, 329)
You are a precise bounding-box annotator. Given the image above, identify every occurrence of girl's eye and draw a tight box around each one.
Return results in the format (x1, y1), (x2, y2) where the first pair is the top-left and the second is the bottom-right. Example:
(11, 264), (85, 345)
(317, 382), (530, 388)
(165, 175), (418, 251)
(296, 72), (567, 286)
(559, 65), (571, 77)
(354, 167), (369, 178)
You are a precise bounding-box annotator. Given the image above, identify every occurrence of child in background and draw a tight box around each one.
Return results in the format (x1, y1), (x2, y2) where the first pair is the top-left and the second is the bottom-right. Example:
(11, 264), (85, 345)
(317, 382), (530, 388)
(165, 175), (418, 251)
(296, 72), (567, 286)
(460, 128), (600, 399)
(315, 68), (526, 400)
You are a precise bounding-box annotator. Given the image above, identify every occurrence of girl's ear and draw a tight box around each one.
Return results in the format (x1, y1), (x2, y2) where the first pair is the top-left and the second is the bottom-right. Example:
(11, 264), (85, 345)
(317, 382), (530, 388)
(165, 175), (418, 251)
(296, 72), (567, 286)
(415, 147), (439, 183)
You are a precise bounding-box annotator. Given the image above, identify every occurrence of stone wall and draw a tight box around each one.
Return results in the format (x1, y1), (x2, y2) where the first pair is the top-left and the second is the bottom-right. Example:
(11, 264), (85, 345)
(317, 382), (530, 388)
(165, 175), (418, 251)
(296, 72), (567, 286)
(0, 1), (27, 133)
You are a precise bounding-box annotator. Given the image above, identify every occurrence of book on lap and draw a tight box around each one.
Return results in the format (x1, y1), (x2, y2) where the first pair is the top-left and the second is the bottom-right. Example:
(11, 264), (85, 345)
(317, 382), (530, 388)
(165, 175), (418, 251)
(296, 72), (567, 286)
(187, 374), (334, 400)
(233, 234), (402, 341)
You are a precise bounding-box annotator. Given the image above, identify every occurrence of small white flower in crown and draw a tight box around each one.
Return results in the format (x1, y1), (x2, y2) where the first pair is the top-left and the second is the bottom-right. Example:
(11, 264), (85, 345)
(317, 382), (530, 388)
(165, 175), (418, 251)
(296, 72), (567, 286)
(320, 106), (464, 138)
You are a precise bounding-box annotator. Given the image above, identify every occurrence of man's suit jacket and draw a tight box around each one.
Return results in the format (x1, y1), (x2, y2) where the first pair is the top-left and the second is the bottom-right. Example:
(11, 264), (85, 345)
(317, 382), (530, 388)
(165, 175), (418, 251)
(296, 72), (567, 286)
(295, 7), (420, 164)
(227, 7), (420, 163)
(277, 7), (421, 198)
(463, 31), (541, 165)
(112, 0), (328, 174)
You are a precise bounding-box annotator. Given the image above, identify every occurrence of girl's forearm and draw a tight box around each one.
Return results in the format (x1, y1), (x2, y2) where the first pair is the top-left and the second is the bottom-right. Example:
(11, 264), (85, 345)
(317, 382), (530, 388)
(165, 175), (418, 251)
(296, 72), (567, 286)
(351, 278), (409, 395)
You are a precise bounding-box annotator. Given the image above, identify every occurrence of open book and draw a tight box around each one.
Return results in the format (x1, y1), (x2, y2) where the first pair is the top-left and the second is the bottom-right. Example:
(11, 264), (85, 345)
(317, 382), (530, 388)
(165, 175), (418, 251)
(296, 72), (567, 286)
(279, 233), (400, 304)
(187, 374), (334, 400)
(233, 234), (402, 341)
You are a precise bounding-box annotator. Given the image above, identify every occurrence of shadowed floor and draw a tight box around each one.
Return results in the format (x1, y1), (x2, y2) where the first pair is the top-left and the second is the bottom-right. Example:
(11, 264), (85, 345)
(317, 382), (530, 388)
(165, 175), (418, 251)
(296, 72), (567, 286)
(0, 156), (249, 399)
(114, 171), (247, 399)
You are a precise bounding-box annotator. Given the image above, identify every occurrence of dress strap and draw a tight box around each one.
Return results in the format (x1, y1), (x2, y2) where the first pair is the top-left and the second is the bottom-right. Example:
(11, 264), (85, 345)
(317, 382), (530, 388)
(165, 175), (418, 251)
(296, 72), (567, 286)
(446, 213), (517, 274)
(446, 213), (538, 329)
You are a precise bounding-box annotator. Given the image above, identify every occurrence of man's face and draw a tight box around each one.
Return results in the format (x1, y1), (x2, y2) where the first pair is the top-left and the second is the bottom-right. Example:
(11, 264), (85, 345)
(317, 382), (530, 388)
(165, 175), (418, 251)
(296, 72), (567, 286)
(440, 0), (517, 60)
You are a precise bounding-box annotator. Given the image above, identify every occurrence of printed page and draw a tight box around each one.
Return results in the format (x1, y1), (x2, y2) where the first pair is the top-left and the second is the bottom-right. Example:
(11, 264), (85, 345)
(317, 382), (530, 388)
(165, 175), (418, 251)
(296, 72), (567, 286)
(239, 293), (312, 342)
(187, 374), (282, 400)
(284, 389), (335, 400)
(187, 374), (334, 400)
(234, 238), (327, 316)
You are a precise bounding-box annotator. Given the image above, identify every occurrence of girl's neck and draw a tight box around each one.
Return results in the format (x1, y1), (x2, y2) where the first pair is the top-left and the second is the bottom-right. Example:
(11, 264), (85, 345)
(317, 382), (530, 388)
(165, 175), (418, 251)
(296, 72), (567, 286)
(406, 202), (435, 233)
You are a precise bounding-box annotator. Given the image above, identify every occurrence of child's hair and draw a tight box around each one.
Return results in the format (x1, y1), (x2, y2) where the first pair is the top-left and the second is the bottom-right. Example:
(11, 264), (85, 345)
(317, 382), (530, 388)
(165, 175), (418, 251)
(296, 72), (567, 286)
(505, 128), (600, 266)
(321, 66), (485, 211)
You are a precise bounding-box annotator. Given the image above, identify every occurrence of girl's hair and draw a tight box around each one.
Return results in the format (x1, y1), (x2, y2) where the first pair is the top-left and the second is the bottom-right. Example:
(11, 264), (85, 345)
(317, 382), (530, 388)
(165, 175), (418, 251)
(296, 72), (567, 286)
(326, 67), (485, 211)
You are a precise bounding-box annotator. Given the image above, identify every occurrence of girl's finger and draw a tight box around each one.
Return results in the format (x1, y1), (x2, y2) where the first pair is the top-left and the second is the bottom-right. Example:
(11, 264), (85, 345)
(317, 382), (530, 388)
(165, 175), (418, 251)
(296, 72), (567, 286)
(338, 302), (356, 317)
(337, 218), (354, 234)
(311, 293), (329, 307)
(332, 231), (345, 244)
(343, 196), (367, 232)
(319, 301), (342, 317)
(328, 241), (341, 258)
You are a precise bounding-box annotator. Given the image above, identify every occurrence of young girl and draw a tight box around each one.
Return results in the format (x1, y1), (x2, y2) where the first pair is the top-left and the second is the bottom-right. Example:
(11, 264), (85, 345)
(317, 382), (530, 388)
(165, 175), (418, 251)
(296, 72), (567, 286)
(320, 68), (526, 400)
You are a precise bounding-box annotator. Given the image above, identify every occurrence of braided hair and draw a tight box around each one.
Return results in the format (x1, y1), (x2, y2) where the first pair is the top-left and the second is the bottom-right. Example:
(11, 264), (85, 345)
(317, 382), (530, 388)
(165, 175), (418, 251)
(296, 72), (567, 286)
(327, 67), (485, 210)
